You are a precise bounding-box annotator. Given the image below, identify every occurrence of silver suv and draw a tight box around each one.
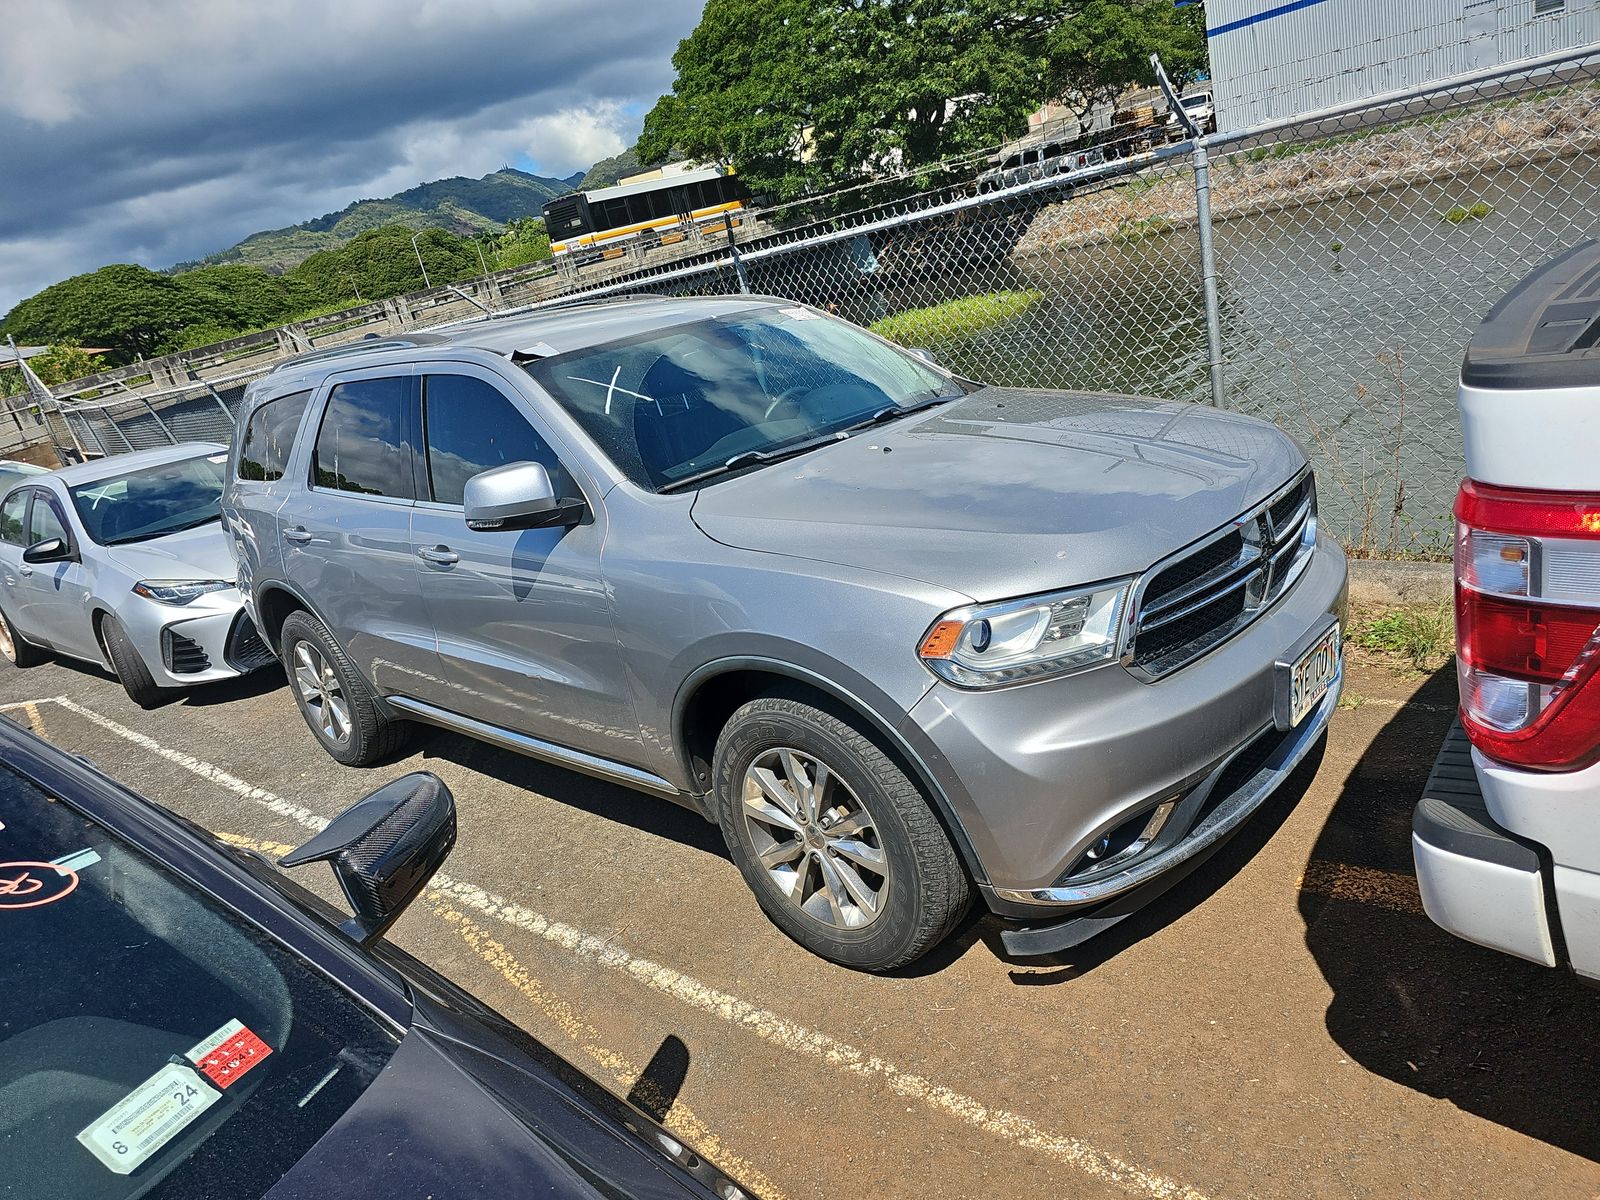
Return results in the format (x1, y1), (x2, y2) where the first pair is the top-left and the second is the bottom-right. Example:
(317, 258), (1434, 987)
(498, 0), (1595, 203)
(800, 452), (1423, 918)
(222, 296), (1348, 971)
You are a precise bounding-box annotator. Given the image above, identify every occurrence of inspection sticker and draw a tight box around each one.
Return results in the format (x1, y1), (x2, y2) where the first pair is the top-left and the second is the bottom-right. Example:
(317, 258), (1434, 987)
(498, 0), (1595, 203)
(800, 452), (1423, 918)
(187, 1019), (271, 1089)
(77, 1062), (219, 1174)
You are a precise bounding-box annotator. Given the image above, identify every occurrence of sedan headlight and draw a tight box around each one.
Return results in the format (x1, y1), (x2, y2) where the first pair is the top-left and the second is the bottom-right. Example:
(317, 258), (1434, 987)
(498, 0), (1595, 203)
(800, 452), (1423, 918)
(918, 580), (1133, 687)
(132, 580), (232, 606)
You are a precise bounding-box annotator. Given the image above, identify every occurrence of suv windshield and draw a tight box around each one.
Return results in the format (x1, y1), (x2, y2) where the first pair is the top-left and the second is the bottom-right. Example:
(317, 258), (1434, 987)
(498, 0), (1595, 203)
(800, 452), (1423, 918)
(69, 454), (225, 546)
(524, 307), (965, 490)
(0, 760), (400, 1199)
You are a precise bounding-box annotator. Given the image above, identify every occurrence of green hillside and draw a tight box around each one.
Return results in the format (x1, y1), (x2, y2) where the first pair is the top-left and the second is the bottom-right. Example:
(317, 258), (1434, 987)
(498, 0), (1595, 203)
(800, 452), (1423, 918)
(177, 167), (584, 274)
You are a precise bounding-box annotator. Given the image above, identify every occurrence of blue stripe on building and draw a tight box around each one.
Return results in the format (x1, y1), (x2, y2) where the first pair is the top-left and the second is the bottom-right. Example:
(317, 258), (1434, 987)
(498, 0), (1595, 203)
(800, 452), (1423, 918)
(1206, 0), (1337, 37)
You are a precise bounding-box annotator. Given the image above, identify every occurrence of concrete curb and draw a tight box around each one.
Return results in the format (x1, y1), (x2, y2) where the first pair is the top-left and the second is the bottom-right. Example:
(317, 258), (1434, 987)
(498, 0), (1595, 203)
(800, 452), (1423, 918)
(1348, 558), (1452, 606)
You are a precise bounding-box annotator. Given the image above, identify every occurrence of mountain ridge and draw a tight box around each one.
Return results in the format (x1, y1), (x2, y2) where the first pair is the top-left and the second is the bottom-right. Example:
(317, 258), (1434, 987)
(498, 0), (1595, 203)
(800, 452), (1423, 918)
(175, 166), (586, 274)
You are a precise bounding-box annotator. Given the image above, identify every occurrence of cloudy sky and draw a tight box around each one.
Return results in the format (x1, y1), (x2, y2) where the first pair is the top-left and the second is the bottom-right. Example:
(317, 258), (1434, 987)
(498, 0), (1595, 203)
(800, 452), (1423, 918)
(0, 0), (704, 314)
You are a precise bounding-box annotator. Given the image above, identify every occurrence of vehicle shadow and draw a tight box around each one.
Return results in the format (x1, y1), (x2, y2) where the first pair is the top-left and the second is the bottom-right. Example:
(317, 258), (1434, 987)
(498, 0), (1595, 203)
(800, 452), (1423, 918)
(179, 665), (287, 707)
(1299, 664), (1600, 1163)
(413, 727), (732, 861)
(889, 744), (1325, 981)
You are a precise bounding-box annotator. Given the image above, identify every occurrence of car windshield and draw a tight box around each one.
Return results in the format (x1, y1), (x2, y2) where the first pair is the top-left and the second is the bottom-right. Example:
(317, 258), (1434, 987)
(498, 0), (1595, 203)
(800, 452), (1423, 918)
(0, 758), (400, 1200)
(68, 454), (225, 546)
(524, 307), (965, 490)
(1182, 94), (1210, 108)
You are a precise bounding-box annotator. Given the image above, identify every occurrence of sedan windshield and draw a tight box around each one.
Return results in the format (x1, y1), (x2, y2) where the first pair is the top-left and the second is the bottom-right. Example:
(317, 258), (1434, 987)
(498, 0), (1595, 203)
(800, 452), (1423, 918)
(524, 307), (965, 490)
(69, 455), (224, 546)
(0, 759), (400, 1200)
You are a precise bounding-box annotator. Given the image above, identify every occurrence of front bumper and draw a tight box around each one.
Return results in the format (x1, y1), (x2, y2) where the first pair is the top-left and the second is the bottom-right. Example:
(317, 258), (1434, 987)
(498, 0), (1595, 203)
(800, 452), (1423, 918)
(906, 534), (1348, 918)
(118, 590), (279, 688)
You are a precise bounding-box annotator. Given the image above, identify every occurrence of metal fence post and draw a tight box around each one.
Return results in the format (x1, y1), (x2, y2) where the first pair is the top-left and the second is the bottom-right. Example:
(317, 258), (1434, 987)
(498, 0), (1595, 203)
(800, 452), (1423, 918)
(724, 220), (751, 294)
(1191, 141), (1227, 409)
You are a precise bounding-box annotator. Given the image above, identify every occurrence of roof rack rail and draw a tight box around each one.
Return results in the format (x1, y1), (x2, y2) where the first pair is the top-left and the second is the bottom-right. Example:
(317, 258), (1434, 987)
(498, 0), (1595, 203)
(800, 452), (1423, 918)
(268, 332), (450, 373)
(541, 291), (673, 310)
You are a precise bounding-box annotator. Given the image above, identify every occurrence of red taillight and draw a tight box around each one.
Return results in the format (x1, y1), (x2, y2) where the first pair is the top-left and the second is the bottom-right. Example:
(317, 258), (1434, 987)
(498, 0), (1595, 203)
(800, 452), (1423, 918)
(1455, 479), (1600, 771)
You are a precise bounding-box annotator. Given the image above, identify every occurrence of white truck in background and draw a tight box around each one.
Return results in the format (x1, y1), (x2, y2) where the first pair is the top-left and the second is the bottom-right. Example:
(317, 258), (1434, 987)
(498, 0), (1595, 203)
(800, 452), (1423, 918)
(1414, 240), (1600, 980)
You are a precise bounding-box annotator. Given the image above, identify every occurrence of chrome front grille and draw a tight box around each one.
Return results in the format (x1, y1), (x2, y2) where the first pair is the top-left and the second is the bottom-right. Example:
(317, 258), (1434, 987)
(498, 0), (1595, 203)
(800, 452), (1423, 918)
(1128, 470), (1317, 679)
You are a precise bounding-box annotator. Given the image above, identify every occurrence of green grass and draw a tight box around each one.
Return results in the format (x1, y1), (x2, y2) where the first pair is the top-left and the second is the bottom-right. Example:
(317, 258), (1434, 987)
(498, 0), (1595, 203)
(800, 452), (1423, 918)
(1442, 201), (1493, 223)
(1350, 603), (1454, 671)
(870, 290), (1044, 345)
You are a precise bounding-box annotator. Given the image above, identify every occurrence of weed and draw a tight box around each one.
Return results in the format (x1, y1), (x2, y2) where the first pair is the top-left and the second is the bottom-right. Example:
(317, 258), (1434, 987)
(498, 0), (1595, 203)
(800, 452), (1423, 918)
(1351, 604), (1454, 670)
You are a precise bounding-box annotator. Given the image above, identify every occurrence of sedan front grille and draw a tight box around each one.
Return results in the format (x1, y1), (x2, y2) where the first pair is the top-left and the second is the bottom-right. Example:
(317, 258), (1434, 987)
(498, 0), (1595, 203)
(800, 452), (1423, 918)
(1129, 471), (1316, 679)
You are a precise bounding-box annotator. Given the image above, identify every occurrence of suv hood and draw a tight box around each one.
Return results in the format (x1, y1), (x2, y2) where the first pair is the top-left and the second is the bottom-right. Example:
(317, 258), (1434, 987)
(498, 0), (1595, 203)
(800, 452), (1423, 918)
(101, 520), (236, 583)
(690, 387), (1306, 602)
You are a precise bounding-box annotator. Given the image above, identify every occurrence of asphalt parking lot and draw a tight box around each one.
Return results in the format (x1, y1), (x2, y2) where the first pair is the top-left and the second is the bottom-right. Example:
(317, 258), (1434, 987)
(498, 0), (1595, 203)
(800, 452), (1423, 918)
(5, 651), (1599, 1200)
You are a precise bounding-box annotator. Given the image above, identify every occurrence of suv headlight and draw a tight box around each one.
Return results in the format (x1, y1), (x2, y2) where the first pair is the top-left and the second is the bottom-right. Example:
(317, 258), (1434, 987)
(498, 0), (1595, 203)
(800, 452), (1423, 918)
(918, 579), (1133, 688)
(132, 580), (232, 606)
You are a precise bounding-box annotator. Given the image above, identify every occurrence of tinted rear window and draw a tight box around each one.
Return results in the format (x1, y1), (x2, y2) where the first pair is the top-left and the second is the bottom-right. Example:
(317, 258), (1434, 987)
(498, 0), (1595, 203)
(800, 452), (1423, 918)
(238, 392), (310, 483)
(312, 378), (414, 500)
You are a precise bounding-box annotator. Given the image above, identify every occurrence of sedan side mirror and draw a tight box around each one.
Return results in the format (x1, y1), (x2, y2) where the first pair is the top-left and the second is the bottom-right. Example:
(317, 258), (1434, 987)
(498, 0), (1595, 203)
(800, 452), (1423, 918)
(23, 537), (73, 565)
(279, 772), (456, 946)
(463, 461), (585, 532)
(906, 347), (939, 367)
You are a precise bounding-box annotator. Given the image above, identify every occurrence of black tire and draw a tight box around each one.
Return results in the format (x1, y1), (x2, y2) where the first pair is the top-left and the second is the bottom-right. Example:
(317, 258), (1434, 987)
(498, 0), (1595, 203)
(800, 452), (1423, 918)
(101, 615), (165, 709)
(0, 605), (47, 668)
(279, 610), (411, 766)
(712, 696), (970, 972)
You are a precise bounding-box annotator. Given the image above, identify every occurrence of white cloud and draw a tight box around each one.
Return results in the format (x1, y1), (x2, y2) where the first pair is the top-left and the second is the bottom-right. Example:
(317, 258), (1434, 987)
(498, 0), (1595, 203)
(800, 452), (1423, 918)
(0, 0), (701, 312)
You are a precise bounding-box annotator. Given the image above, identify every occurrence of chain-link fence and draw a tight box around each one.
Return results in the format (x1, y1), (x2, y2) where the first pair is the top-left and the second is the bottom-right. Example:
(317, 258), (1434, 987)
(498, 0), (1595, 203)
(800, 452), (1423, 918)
(12, 42), (1599, 559)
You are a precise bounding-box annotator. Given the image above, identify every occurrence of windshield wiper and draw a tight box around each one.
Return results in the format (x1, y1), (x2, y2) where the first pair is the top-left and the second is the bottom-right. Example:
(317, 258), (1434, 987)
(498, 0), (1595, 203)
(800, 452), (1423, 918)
(659, 432), (849, 494)
(105, 513), (220, 545)
(840, 392), (958, 434)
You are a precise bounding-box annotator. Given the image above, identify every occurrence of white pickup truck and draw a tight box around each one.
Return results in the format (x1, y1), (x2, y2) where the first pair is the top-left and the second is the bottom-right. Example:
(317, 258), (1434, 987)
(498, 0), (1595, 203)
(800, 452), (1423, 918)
(1414, 240), (1600, 980)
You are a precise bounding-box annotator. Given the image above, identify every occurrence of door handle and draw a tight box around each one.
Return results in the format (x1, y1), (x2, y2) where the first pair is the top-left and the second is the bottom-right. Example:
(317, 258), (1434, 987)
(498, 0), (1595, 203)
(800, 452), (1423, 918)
(418, 545), (459, 565)
(283, 526), (312, 545)
(17, 566), (31, 577)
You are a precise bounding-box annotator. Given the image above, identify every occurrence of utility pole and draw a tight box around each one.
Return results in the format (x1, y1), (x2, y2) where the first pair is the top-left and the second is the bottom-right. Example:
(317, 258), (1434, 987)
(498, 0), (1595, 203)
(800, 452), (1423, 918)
(410, 231), (432, 289)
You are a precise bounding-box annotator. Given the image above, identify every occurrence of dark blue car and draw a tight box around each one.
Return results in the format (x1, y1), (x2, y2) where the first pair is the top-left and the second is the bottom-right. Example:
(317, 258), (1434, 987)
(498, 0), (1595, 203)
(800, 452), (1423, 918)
(0, 716), (754, 1200)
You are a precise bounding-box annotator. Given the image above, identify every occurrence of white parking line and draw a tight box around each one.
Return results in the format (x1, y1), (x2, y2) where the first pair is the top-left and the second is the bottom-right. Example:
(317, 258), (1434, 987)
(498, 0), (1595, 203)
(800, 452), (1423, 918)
(22, 694), (1209, 1200)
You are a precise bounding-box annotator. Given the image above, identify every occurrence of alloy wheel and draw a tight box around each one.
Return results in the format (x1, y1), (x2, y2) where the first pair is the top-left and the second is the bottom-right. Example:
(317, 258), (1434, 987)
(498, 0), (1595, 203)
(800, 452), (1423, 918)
(292, 640), (351, 745)
(0, 613), (15, 665)
(741, 747), (889, 929)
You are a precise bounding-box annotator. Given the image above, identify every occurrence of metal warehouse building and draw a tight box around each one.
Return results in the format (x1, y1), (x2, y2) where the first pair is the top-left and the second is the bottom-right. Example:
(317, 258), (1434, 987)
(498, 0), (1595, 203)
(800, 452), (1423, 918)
(1206, 0), (1600, 132)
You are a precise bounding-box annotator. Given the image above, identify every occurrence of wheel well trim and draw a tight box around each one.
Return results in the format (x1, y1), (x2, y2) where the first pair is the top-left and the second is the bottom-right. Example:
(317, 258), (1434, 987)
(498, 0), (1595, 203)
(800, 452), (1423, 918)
(672, 656), (989, 886)
(252, 579), (320, 649)
(254, 581), (399, 718)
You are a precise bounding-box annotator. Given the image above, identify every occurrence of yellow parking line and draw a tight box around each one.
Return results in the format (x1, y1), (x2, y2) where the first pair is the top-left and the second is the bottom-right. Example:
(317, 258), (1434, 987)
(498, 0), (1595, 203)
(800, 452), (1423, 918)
(428, 897), (792, 1200)
(1298, 861), (1424, 915)
(209, 832), (786, 1200)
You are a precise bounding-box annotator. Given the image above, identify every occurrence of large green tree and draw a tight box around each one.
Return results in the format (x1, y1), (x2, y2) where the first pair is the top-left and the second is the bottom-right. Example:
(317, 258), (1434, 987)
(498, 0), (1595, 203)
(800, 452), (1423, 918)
(2, 264), (208, 363)
(1043, 0), (1207, 128)
(172, 264), (316, 331)
(637, 0), (1209, 199)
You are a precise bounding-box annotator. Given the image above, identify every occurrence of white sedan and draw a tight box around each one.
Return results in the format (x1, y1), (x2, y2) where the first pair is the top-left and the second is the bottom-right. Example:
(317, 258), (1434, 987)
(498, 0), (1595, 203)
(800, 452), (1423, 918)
(0, 443), (278, 706)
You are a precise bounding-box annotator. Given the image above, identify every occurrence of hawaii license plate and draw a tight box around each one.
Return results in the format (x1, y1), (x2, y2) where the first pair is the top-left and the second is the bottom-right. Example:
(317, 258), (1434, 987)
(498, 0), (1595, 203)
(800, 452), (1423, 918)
(1284, 621), (1341, 728)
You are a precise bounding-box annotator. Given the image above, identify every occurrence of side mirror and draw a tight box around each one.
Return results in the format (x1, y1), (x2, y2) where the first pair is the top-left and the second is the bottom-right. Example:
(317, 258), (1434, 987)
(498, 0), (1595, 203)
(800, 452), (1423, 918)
(279, 772), (456, 946)
(906, 347), (939, 367)
(23, 537), (72, 565)
(463, 461), (584, 532)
